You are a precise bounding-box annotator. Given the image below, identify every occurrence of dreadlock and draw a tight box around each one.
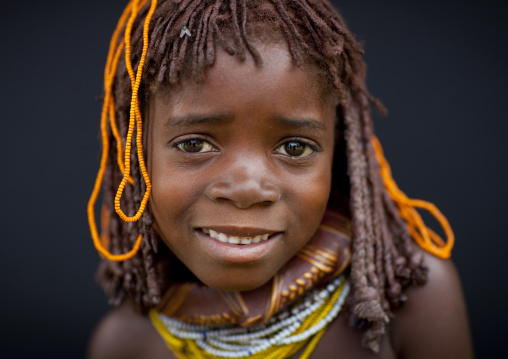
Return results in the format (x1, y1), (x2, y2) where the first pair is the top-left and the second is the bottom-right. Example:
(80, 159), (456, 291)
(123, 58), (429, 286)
(88, 0), (454, 352)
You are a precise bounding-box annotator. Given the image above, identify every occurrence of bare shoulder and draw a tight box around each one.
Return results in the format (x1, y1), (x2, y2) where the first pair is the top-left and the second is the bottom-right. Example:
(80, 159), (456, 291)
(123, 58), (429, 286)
(390, 251), (474, 359)
(87, 304), (174, 359)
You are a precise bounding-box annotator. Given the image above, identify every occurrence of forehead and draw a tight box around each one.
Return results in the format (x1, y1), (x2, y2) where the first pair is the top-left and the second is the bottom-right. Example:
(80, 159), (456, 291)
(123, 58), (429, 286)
(152, 42), (338, 118)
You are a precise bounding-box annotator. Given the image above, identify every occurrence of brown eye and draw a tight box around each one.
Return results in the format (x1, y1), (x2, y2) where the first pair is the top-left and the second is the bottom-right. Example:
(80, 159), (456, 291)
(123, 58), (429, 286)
(176, 139), (214, 153)
(285, 141), (305, 156)
(276, 141), (314, 157)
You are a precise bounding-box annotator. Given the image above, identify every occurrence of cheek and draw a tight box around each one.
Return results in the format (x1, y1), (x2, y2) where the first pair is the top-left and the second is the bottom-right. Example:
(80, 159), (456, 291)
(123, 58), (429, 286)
(304, 171), (332, 213)
(290, 160), (333, 230)
(148, 150), (202, 230)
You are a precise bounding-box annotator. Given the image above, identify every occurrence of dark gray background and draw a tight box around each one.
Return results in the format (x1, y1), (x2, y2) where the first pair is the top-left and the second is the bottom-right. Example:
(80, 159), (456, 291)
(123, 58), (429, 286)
(1, 0), (506, 357)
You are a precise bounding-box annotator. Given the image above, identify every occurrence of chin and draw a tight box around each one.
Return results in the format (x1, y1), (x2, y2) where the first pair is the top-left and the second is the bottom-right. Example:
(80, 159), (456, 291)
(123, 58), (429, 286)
(195, 268), (275, 292)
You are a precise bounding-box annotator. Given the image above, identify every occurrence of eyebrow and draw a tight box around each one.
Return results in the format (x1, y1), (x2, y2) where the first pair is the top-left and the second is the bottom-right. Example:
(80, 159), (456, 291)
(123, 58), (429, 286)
(163, 114), (327, 132)
(164, 114), (232, 129)
(275, 116), (327, 132)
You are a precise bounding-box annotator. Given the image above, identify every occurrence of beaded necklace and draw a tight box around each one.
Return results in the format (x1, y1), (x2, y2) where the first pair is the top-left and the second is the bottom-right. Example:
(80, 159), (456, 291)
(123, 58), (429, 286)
(150, 275), (349, 359)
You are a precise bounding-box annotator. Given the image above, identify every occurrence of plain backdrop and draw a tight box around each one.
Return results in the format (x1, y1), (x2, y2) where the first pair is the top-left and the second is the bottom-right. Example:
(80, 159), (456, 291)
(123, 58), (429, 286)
(0, 0), (507, 358)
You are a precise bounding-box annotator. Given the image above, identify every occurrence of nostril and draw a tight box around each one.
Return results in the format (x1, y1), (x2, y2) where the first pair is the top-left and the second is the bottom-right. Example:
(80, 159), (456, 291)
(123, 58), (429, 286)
(206, 182), (228, 202)
(205, 179), (280, 208)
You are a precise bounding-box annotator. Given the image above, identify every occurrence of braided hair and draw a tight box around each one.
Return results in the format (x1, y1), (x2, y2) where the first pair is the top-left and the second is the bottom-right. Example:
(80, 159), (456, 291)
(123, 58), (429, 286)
(89, 0), (454, 352)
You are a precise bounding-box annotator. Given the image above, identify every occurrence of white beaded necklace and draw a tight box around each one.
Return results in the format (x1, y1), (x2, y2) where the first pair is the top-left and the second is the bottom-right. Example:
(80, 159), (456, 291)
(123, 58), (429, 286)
(156, 275), (349, 358)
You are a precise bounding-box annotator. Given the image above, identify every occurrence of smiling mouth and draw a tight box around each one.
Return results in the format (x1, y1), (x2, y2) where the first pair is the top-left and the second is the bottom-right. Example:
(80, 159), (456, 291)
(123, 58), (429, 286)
(200, 228), (274, 245)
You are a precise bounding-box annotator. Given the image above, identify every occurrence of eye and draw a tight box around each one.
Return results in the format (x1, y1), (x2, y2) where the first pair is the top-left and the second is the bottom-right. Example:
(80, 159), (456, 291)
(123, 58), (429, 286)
(176, 139), (215, 153)
(276, 140), (315, 158)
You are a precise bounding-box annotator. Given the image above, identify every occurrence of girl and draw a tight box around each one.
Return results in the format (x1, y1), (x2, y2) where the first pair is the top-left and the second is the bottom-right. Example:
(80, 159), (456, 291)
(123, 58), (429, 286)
(87, 0), (473, 358)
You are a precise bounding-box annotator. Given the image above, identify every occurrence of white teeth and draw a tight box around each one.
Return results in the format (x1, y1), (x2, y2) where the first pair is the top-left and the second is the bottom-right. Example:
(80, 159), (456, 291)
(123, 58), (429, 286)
(218, 233), (228, 242)
(229, 236), (240, 244)
(202, 229), (273, 245)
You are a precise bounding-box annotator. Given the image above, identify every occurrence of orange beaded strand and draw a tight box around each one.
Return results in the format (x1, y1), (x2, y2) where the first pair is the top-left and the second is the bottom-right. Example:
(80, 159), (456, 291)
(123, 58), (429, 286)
(371, 136), (454, 259)
(109, 43), (134, 185)
(105, 0), (137, 183)
(88, 0), (157, 261)
(113, 0), (156, 223)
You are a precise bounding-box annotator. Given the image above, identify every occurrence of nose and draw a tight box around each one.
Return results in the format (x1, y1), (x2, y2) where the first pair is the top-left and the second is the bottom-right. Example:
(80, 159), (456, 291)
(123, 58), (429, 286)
(205, 154), (280, 209)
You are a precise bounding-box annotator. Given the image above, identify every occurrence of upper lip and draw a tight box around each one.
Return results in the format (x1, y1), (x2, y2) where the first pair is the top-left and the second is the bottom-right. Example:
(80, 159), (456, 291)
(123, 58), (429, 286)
(196, 226), (282, 237)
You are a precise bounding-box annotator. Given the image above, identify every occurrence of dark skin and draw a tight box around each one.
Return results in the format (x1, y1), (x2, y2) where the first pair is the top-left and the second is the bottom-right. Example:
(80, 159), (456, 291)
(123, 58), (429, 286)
(88, 43), (474, 358)
(147, 42), (336, 292)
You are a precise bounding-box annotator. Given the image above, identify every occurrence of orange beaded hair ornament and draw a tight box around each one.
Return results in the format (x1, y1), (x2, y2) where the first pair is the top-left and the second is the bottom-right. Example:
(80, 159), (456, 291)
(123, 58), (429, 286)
(370, 136), (454, 259)
(87, 0), (157, 261)
(87, 0), (454, 262)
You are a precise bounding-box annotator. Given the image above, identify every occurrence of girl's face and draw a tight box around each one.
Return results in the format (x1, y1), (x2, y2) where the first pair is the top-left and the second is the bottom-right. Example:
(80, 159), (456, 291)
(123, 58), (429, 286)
(147, 43), (338, 291)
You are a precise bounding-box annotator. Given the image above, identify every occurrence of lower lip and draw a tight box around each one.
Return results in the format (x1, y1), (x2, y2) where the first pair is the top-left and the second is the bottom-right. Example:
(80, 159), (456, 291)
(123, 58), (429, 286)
(194, 230), (282, 264)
